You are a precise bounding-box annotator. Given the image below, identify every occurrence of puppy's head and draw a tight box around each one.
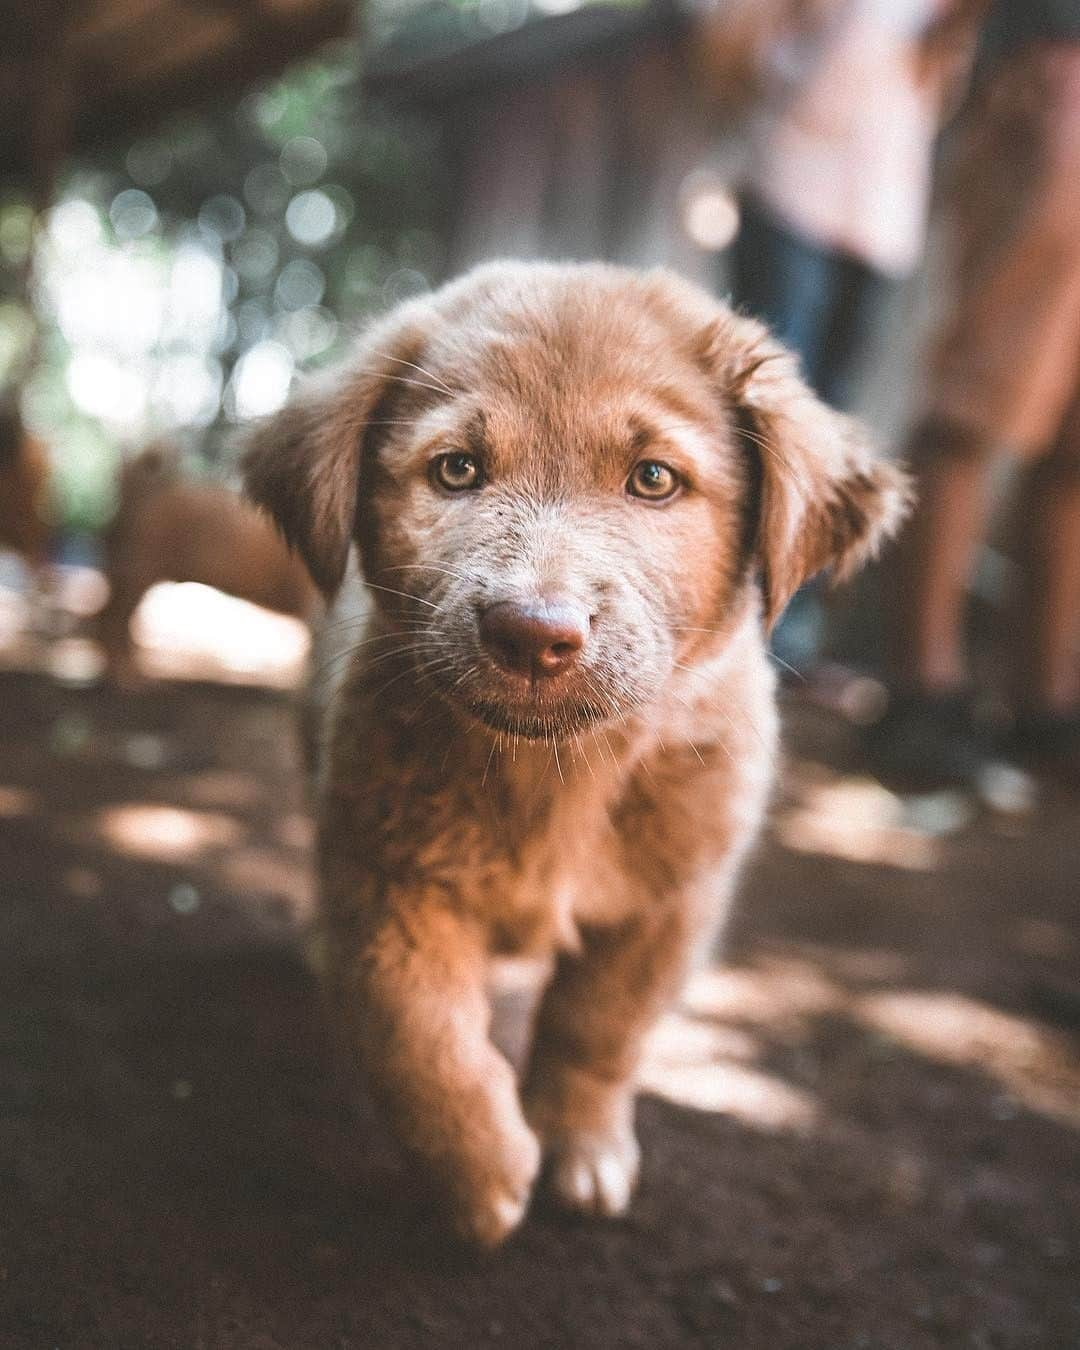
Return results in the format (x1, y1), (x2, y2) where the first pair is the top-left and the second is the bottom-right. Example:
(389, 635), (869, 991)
(244, 262), (910, 739)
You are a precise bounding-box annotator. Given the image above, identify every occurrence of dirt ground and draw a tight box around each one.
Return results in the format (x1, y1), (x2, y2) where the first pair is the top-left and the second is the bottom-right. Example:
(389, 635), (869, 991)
(1, 668), (1078, 1350)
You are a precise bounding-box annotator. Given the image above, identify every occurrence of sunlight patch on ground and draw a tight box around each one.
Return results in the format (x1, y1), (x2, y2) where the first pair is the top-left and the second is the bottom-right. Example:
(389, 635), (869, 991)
(95, 802), (245, 862)
(213, 846), (315, 922)
(631, 981), (821, 1131)
(130, 582), (310, 688)
(680, 959), (843, 1031)
(639, 1054), (818, 1131)
(644, 1010), (759, 1066)
(664, 958), (1080, 1132)
(856, 989), (1080, 1128)
(0, 566), (308, 690)
(46, 637), (107, 685)
(639, 1008), (818, 1129)
(775, 775), (940, 871)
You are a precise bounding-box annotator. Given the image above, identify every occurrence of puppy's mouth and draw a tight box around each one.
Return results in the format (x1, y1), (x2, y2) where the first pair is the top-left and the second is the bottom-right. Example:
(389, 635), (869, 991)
(422, 662), (616, 740)
(459, 692), (607, 741)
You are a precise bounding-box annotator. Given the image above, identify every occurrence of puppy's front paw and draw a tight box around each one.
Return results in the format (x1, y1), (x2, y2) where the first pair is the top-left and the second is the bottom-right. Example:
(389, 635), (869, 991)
(544, 1130), (641, 1217)
(451, 1121), (541, 1249)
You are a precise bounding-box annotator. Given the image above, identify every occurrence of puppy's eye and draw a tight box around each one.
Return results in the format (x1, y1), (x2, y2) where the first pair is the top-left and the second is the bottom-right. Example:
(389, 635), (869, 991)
(432, 452), (483, 492)
(627, 459), (680, 502)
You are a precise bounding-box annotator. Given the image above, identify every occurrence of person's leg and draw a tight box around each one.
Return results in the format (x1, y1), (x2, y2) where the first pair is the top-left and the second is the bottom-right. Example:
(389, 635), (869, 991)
(863, 415), (998, 790)
(870, 47), (1080, 787)
(1014, 393), (1080, 718)
(887, 416), (997, 695)
(815, 255), (895, 413)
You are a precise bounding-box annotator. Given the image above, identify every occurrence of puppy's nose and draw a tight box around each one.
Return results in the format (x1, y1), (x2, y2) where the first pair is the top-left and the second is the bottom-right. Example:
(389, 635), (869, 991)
(479, 598), (590, 679)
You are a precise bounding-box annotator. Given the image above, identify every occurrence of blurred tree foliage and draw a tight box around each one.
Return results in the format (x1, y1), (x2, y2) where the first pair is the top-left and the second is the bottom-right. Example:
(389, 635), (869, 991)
(0, 36), (447, 535)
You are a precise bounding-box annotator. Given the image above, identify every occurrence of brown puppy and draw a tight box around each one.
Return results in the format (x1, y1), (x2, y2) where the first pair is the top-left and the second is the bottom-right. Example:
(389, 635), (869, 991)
(99, 446), (320, 682)
(244, 261), (910, 1247)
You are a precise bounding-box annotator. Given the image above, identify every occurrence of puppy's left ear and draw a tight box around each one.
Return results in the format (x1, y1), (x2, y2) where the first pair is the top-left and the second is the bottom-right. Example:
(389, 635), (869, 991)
(241, 308), (428, 596)
(708, 312), (913, 630)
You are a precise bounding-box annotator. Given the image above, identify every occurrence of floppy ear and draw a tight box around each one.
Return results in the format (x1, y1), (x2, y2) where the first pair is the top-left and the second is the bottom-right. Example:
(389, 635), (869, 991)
(241, 309), (428, 596)
(708, 312), (913, 630)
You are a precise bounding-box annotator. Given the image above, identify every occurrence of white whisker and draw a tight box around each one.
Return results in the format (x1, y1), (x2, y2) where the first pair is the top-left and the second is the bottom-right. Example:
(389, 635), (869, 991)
(371, 351), (455, 396)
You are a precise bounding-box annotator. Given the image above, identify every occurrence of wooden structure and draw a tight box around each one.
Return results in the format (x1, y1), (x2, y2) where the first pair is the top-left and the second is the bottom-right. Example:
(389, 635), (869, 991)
(1, 0), (354, 199)
(367, 0), (723, 279)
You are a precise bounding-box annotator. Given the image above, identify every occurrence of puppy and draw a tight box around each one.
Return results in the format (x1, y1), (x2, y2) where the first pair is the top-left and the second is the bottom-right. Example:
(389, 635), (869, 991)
(243, 261), (910, 1247)
(99, 445), (320, 682)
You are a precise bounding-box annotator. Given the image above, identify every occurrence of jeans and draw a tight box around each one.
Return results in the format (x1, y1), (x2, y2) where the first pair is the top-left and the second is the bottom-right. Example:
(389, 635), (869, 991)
(727, 196), (897, 670)
(728, 195), (894, 412)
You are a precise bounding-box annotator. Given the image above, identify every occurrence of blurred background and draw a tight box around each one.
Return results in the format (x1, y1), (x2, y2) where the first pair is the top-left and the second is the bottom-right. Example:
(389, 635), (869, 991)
(0, 0), (931, 586)
(2, 2), (1078, 1346)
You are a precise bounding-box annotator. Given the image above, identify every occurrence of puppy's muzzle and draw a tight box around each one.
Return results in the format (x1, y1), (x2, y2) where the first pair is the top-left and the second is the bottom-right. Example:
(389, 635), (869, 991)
(479, 597), (590, 681)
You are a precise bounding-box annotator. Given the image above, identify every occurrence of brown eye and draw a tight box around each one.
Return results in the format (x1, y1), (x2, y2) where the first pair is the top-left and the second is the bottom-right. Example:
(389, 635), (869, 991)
(432, 452), (482, 492)
(627, 459), (680, 502)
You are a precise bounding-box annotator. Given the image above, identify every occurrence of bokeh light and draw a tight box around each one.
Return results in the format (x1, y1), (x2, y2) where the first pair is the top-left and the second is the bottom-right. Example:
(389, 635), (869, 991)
(280, 135), (328, 186)
(285, 189), (337, 247)
(680, 170), (741, 252)
(2, 40), (444, 531)
(198, 193), (246, 243)
(229, 340), (294, 419)
(274, 257), (325, 309)
(109, 188), (159, 240)
(243, 162), (291, 217)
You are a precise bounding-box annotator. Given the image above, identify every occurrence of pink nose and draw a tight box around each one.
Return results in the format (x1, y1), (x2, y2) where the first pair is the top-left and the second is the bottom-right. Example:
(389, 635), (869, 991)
(479, 598), (590, 679)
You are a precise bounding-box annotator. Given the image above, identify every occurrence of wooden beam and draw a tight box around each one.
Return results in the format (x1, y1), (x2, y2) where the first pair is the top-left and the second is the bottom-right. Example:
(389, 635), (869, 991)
(0, 0), (352, 180)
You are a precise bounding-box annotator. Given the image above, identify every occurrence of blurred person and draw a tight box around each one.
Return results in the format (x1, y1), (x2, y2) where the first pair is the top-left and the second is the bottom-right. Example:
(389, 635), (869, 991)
(99, 445), (321, 685)
(697, 0), (973, 670)
(0, 402), (51, 565)
(871, 0), (1080, 790)
(702, 0), (967, 411)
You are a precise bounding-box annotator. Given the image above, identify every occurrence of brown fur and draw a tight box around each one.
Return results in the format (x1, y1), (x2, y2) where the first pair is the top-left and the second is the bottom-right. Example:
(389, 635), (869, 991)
(243, 261), (911, 1246)
(99, 446), (320, 681)
(0, 409), (51, 563)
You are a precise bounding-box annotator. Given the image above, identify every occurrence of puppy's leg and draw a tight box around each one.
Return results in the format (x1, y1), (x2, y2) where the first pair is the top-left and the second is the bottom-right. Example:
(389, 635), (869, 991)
(334, 902), (540, 1248)
(523, 900), (694, 1217)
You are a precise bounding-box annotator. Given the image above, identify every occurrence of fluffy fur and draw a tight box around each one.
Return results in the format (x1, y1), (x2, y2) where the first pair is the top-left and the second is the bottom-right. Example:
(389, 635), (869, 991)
(243, 261), (911, 1246)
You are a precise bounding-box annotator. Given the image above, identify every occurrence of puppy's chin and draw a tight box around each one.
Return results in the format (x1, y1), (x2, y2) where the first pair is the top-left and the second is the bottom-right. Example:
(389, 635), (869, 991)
(458, 694), (607, 742)
(422, 665), (625, 741)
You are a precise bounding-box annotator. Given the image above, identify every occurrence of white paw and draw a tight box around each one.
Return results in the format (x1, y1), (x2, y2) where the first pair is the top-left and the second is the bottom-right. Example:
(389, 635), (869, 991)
(546, 1132), (641, 1217)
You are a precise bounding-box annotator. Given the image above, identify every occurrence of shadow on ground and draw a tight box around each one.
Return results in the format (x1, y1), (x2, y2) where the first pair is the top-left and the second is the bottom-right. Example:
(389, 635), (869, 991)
(1, 672), (1078, 1349)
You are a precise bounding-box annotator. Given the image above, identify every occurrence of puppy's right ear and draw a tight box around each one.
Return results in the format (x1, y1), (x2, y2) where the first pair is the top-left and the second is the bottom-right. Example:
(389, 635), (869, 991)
(242, 387), (358, 596)
(241, 314), (426, 596)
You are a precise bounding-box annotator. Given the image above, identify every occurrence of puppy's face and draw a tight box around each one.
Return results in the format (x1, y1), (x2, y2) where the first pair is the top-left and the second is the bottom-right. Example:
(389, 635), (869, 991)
(245, 263), (910, 739)
(352, 281), (754, 739)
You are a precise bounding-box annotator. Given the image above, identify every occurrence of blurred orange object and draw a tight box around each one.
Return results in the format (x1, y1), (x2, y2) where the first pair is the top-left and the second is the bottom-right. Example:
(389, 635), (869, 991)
(0, 405), (51, 563)
(99, 445), (320, 682)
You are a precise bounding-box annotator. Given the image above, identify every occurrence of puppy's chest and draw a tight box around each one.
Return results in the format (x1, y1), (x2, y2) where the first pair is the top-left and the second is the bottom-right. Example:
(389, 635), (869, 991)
(454, 782), (628, 956)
